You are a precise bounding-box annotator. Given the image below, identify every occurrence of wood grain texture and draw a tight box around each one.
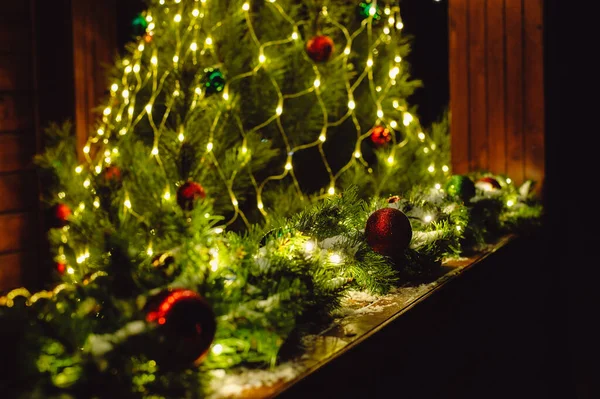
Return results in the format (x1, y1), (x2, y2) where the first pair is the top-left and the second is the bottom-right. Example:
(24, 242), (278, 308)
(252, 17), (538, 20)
(467, 0), (488, 171)
(0, 94), (34, 132)
(486, 0), (507, 175)
(523, 0), (545, 190)
(0, 134), (36, 173)
(0, 54), (33, 91)
(0, 252), (27, 292)
(449, 0), (470, 175)
(0, 172), (38, 213)
(0, 212), (37, 253)
(0, 22), (32, 54)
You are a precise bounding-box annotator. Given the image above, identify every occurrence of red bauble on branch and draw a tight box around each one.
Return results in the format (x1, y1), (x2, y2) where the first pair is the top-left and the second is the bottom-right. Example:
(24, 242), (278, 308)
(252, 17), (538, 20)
(306, 35), (334, 62)
(177, 181), (206, 210)
(370, 126), (392, 147)
(146, 289), (217, 366)
(50, 203), (72, 228)
(365, 208), (412, 260)
(103, 166), (122, 183)
(56, 262), (67, 275)
(475, 176), (501, 192)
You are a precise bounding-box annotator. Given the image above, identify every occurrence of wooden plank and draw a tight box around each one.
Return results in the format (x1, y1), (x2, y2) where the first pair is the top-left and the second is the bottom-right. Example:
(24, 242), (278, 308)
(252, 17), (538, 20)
(0, 93), (34, 132)
(467, 0), (488, 171)
(0, 22), (32, 54)
(0, 54), (33, 91)
(0, 0), (30, 23)
(0, 134), (36, 173)
(0, 252), (28, 291)
(504, 0), (525, 184)
(0, 172), (38, 213)
(523, 0), (545, 191)
(486, 0), (507, 176)
(0, 212), (36, 253)
(449, 0), (470, 174)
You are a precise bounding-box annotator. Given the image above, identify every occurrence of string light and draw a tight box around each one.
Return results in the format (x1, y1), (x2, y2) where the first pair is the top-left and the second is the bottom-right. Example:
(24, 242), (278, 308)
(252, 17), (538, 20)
(192, 9), (200, 17)
(133, 64), (140, 73)
(366, 58), (374, 67)
(395, 55), (402, 63)
(329, 253), (342, 264)
(304, 241), (315, 253)
(83, 179), (91, 188)
(313, 78), (321, 88)
(456, 225), (462, 231)
(428, 165), (435, 173)
(163, 190), (171, 200)
(418, 132), (426, 140)
(291, 31), (298, 40)
(110, 83), (118, 92)
(83, 145), (90, 154)
(377, 109), (384, 118)
(151, 147), (159, 156)
(348, 100), (356, 110)
(276, 105), (283, 115)
(328, 186), (335, 195)
(212, 344), (223, 355)
(344, 47), (351, 55)
(435, 183), (441, 190)
(58, 192), (66, 199)
(205, 37), (213, 46)
(124, 198), (132, 209)
(442, 165), (449, 172)
(242, 2), (250, 11)
(389, 66), (400, 79)
(190, 42), (198, 51)
(354, 151), (361, 158)
(390, 120), (398, 129)
(174, 14), (182, 23)
(259, 54), (266, 63)
(506, 200), (514, 207)
(403, 112), (413, 126)
(506, 178), (512, 184)
(75, 166), (83, 174)
(206, 142), (213, 152)
(424, 215), (433, 223)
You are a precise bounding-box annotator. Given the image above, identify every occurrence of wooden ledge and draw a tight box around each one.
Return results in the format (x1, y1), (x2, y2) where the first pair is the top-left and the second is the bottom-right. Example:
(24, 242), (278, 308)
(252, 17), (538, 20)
(212, 235), (517, 399)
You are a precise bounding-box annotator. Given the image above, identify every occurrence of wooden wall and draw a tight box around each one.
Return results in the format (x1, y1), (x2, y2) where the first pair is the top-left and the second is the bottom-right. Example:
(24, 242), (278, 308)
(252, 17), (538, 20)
(449, 0), (545, 189)
(0, 1), (41, 290)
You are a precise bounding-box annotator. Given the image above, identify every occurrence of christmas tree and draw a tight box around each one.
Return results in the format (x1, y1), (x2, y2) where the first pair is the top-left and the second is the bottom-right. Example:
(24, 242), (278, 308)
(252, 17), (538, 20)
(0, 1), (541, 398)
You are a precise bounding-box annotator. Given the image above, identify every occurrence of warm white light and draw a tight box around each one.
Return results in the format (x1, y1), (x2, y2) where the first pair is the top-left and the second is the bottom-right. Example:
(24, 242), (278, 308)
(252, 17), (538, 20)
(442, 165), (449, 172)
(97, 128), (104, 136)
(319, 134), (326, 142)
(95, 165), (102, 174)
(75, 166), (83, 174)
(377, 109), (384, 118)
(242, 2), (250, 11)
(396, 21), (404, 30)
(313, 78), (321, 88)
(151, 56), (158, 65)
(195, 87), (202, 95)
(456, 225), (462, 231)
(383, 27), (390, 35)
(148, 22), (155, 31)
(424, 148), (430, 154)
(151, 147), (159, 156)
(418, 132), (426, 140)
(257, 201), (264, 210)
(138, 43), (145, 52)
(190, 42), (198, 51)
(147, 246), (153, 256)
(145, 104), (153, 113)
(395, 55), (402, 63)
(329, 253), (342, 264)
(424, 215), (433, 223)
(328, 186), (335, 195)
(119, 128), (127, 136)
(291, 32), (298, 40)
(122, 89), (129, 99)
(210, 258), (219, 272)
(259, 54), (266, 63)
(124, 65), (132, 74)
(223, 92), (229, 101)
(212, 344), (223, 355)
(214, 227), (224, 234)
(241, 146), (248, 154)
(103, 107), (111, 116)
(83, 179), (90, 188)
(110, 83), (118, 92)
(366, 58), (373, 67)
(58, 192), (66, 199)
(124, 199), (132, 209)
(285, 162), (292, 170)
(348, 100), (356, 110)
(205, 37), (213, 45)
(506, 200), (515, 207)
(146, 15), (153, 22)
(431, 143), (437, 150)
(173, 55), (179, 63)
(192, 9), (200, 17)
(206, 142), (213, 152)
(369, 6), (376, 16)
(393, 100), (400, 109)
(67, 267), (75, 274)
(344, 47), (351, 55)
(133, 64), (140, 73)
(389, 66), (400, 79)
(354, 151), (361, 158)
(276, 105), (283, 115)
(304, 241), (315, 252)
(403, 112), (413, 126)
(428, 165), (435, 173)
(384, 7), (391, 15)
(390, 120), (398, 129)
(435, 183), (441, 190)
(174, 14), (182, 22)
(178, 132), (185, 142)
(163, 190), (171, 200)
(232, 198), (238, 207)
(93, 198), (100, 208)
(506, 178), (512, 184)
(388, 17), (395, 25)
(387, 155), (394, 165)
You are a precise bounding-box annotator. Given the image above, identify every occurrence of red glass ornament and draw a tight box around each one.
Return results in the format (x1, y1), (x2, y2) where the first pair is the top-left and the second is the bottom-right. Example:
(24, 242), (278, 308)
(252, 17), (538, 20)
(56, 262), (66, 275)
(365, 208), (412, 259)
(475, 176), (501, 192)
(146, 289), (216, 366)
(370, 126), (392, 147)
(177, 181), (206, 210)
(103, 166), (121, 182)
(52, 203), (72, 228)
(306, 35), (334, 62)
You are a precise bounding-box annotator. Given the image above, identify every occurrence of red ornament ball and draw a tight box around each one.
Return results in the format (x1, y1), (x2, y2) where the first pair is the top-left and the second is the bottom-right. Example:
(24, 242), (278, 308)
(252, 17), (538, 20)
(306, 35), (334, 62)
(146, 289), (216, 366)
(370, 126), (392, 147)
(103, 166), (121, 183)
(365, 208), (412, 259)
(51, 203), (72, 228)
(56, 262), (67, 275)
(475, 176), (501, 192)
(177, 181), (206, 210)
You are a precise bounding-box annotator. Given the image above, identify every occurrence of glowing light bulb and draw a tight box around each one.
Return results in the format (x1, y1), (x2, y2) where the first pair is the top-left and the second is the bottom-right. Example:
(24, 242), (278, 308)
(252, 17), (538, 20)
(319, 134), (326, 142)
(97, 128), (104, 136)
(242, 3), (249, 11)
(388, 17), (395, 25)
(259, 54), (266, 63)
(369, 6), (376, 16)
(173, 55), (179, 63)
(291, 31), (298, 40)
(304, 241), (315, 253)
(506, 200), (514, 207)
(110, 83), (118, 92)
(190, 42), (198, 51)
(506, 178), (512, 184)
(119, 128), (127, 135)
(241, 146), (248, 154)
(377, 109), (384, 118)
(456, 225), (462, 231)
(383, 27), (390, 35)
(389, 66), (400, 79)
(223, 92), (229, 101)
(396, 22), (404, 30)
(212, 344), (223, 355)
(395, 55), (402, 63)
(195, 87), (202, 95)
(313, 78), (321, 88)
(393, 100), (400, 109)
(257, 201), (264, 210)
(435, 183), (441, 190)
(95, 165), (101, 174)
(424, 148), (430, 154)
(418, 132), (426, 140)
(376, 86), (382, 92)
(366, 58), (373, 67)
(67, 267), (75, 274)
(206, 142), (213, 152)
(83, 179), (91, 188)
(124, 199), (132, 209)
(133, 64), (140, 73)
(276, 105), (283, 115)
(151, 56), (158, 65)
(205, 37), (213, 46)
(428, 165), (435, 173)
(192, 9), (200, 17)
(442, 165), (449, 173)
(122, 89), (130, 99)
(83, 145), (90, 154)
(344, 47), (351, 55)
(145, 104), (153, 113)
(354, 151), (361, 158)
(178, 132), (185, 142)
(390, 120), (398, 129)
(147, 246), (153, 256)
(151, 147), (159, 156)
(348, 100), (356, 110)
(232, 198), (238, 207)
(174, 14), (182, 22)
(328, 186), (335, 195)
(103, 107), (111, 116)
(163, 190), (171, 200)
(387, 155), (394, 165)
(214, 227), (224, 234)
(329, 253), (342, 264)
(403, 112), (413, 126)
(138, 43), (145, 52)
(384, 7), (391, 15)
(124, 65), (132, 74)
(75, 166), (83, 174)
(424, 215), (433, 223)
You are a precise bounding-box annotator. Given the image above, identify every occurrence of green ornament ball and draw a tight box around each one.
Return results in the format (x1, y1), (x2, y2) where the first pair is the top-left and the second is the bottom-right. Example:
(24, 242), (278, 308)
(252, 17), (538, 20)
(132, 14), (148, 37)
(357, 1), (382, 21)
(445, 175), (476, 202)
(203, 67), (226, 95)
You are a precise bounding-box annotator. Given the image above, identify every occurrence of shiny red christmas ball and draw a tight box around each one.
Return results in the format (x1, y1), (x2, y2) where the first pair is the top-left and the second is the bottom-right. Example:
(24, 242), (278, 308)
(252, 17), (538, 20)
(103, 166), (121, 182)
(370, 126), (392, 147)
(146, 289), (216, 366)
(177, 181), (206, 210)
(475, 176), (501, 192)
(51, 203), (72, 228)
(365, 208), (412, 259)
(56, 262), (66, 275)
(306, 35), (334, 62)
